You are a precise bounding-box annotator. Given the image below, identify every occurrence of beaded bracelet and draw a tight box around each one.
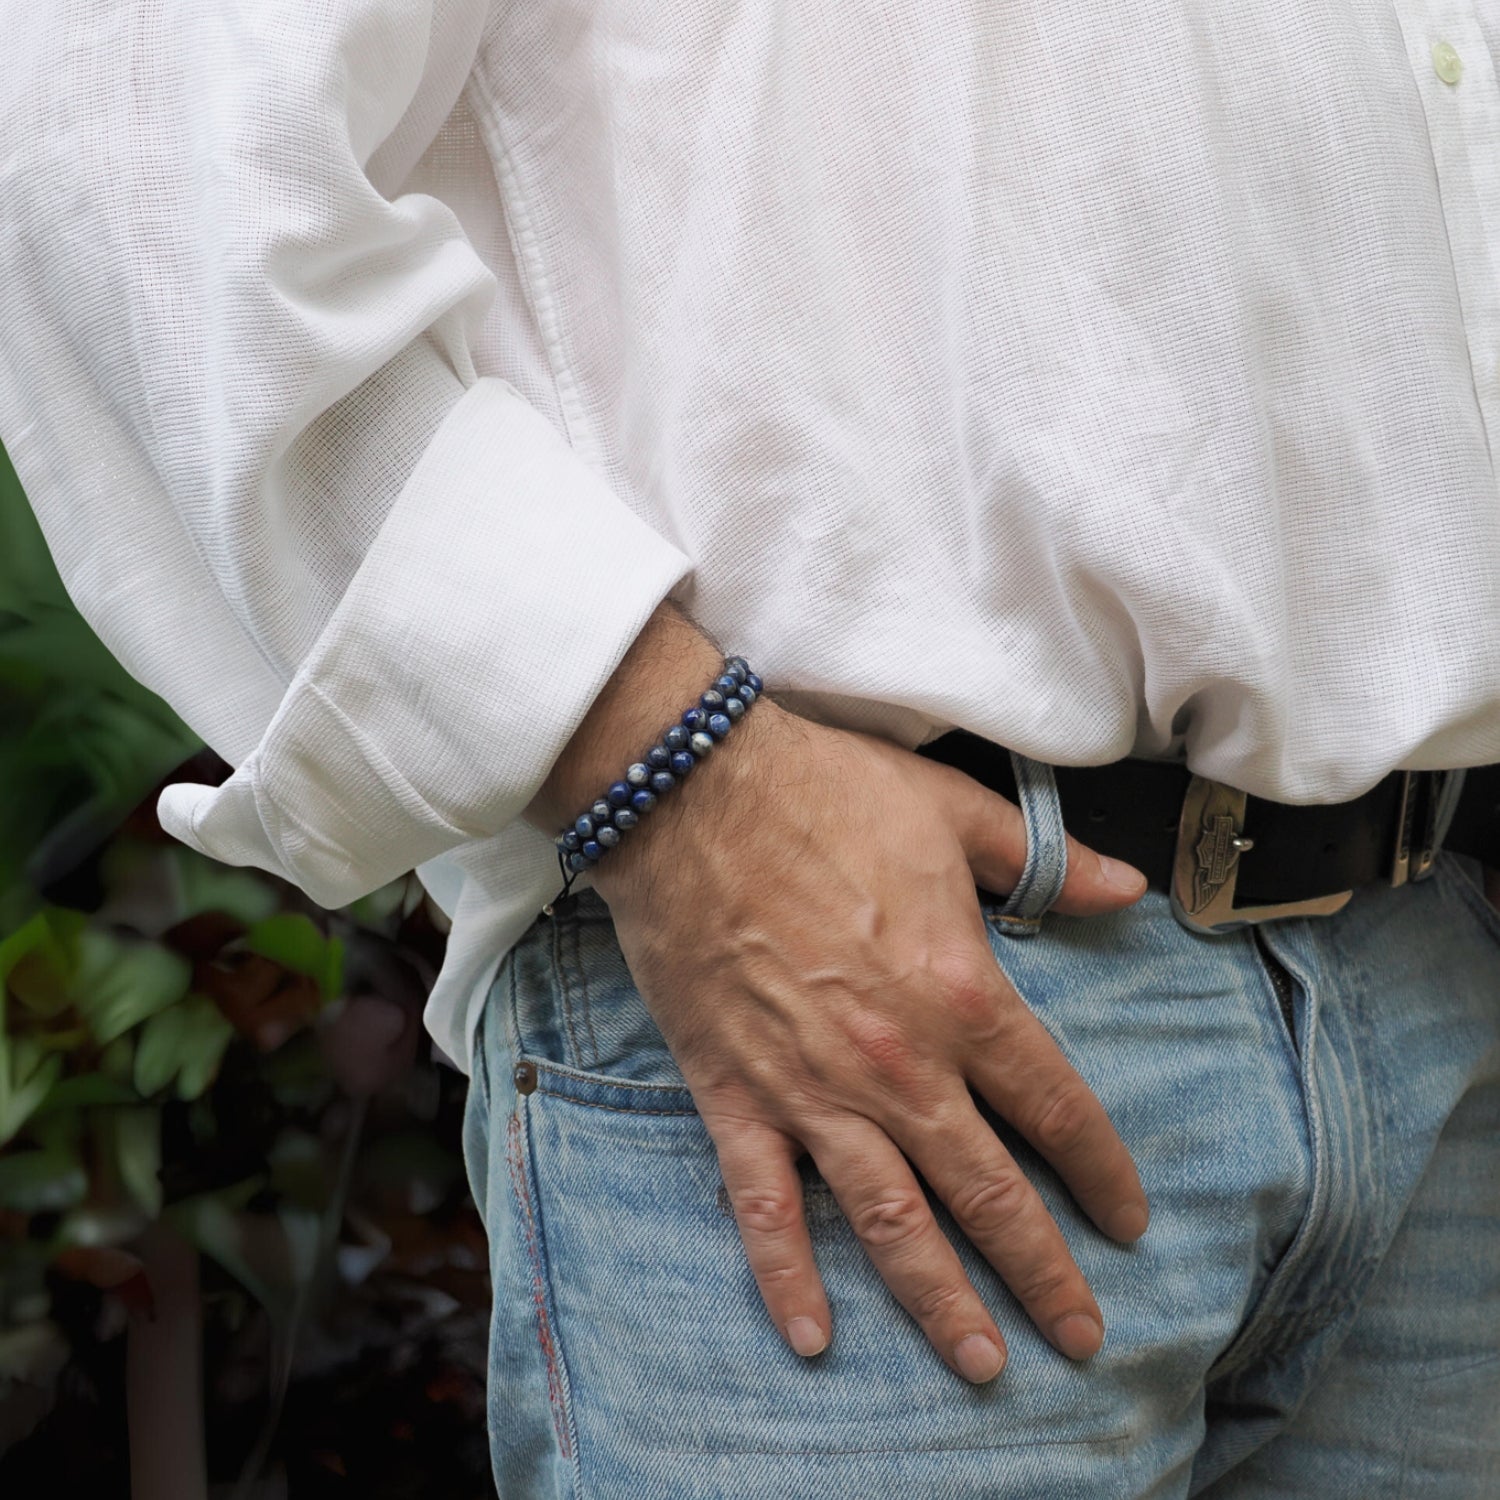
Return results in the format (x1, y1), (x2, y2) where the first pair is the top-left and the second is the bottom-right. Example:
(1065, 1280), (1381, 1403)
(548, 656), (763, 906)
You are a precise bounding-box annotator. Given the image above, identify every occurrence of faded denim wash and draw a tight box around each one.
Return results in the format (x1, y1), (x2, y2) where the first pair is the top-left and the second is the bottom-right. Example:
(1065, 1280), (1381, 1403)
(462, 758), (1500, 1498)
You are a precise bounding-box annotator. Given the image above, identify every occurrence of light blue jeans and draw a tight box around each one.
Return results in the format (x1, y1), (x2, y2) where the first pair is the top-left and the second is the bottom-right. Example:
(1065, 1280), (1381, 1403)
(462, 756), (1500, 1498)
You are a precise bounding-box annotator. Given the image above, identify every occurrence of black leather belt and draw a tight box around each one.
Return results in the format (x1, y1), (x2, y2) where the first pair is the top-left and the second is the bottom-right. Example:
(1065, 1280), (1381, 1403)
(917, 730), (1500, 931)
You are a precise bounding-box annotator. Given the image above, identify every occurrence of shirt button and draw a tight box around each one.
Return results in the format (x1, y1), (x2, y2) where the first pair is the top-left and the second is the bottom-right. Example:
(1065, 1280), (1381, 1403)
(1432, 39), (1463, 85)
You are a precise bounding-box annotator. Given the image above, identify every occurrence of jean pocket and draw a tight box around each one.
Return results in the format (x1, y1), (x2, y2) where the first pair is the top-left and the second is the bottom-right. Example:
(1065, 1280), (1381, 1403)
(505, 889), (695, 1108)
(1437, 850), (1500, 949)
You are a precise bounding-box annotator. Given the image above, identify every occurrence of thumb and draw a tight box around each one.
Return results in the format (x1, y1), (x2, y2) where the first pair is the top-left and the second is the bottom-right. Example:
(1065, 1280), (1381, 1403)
(926, 760), (1147, 915)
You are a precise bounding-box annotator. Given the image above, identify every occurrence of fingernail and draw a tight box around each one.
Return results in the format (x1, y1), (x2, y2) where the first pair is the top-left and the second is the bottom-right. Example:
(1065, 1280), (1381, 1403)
(1100, 856), (1147, 894)
(954, 1333), (1006, 1384)
(786, 1317), (828, 1358)
(1107, 1201), (1150, 1242)
(1052, 1313), (1104, 1361)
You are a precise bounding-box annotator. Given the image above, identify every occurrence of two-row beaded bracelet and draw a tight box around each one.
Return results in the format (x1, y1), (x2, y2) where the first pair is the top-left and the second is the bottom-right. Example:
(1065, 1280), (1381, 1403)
(548, 656), (763, 905)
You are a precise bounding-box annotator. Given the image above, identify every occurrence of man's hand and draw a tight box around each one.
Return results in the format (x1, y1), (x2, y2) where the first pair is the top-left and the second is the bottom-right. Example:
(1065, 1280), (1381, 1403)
(527, 607), (1150, 1384)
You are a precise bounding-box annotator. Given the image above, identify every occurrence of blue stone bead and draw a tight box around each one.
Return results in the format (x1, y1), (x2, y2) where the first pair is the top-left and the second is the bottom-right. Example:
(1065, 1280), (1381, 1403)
(591, 799), (613, 824)
(626, 762), (651, 788)
(690, 731), (715, 758)
(596, 824), (621, 849)
(707, 712), (732, 738)
(650, 770), (677, 795)
(561, 829), (583, 852)
(607, 781), (632, 808)
(664, 724), (690, 752)
(714, 674), (739, 697)
(614, 807), (639, 829)
(724, 695), (746, 721)
(669, 750), (696, 776)
(575, 814), (595, 839)
(567, 851), (592, 873)
(700, 689), (726, 711)
(582, 839), (603, 861)
(746, 672), (763, 694)
(682, 707), (709, 733)
(646, 744), (672, 770)
(725, 657), (749, 683)
(631, 788), (658, 813)
(737, 684), (757, 708)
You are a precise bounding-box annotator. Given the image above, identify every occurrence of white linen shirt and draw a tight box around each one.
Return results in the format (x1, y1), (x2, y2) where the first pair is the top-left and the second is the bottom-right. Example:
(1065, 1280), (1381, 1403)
(4, 0), (1500, 1073)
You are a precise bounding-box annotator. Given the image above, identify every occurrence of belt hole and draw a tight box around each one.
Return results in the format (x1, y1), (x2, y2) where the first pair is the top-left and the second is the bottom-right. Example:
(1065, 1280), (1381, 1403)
(1089, 806), (1107, 823)
(1322, 841), (1337, 855)
(1162, 817), (1178, 832)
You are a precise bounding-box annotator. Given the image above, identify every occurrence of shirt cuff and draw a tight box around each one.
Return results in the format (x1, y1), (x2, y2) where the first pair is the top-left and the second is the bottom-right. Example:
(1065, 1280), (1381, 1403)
(156, 377), (693, 909)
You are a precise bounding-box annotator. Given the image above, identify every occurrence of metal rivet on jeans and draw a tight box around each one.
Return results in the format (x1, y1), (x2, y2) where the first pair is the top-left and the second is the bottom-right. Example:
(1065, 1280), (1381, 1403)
(513, 1060), (538, 1095)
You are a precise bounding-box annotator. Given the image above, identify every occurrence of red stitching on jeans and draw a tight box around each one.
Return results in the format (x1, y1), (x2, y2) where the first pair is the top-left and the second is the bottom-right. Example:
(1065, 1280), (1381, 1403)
(506, 1111), (572, 1459)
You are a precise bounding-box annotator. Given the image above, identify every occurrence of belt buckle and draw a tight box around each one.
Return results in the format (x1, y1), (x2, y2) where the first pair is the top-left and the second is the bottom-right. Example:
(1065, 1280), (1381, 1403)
(1170, 776), (1354, 934)
(1388, 768), (1441, 887)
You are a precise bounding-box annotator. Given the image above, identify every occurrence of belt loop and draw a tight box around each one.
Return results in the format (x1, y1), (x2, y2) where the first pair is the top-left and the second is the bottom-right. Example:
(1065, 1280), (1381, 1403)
(994, 751), (1069, 937)
(1414, 767), (1466, 883)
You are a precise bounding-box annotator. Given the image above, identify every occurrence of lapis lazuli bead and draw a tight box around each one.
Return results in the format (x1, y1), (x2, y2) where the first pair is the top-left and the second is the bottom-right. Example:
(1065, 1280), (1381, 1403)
(582, 840), (603, 861)
(738, 684), (757, 708)
(664, 724), (690, 752)
(714, 674), (739, 697)
(567, 851), (592, 873)
(700, 689), (726, 711)
(596, 824), (621, 849)
(591, 799), (613, 824)
(707, 712), (732, 738)
(626, 762), (651, 788)
(669, 750), (696, 776)
(607, 781), (632, 808)
(682, 707), (709, 733)
(650, 770), (677, 795)
(575, 814), (595, 839)
(646, 744), (672, 770)
(746, 672), (763, 694)
(614, 807), (639, 829)
(724, 695), (746, 721)
(631, 789), (658, 813)
(726, 657), (749, 683)
(689, 731), (715, 757)
(561, 829), (583, 852)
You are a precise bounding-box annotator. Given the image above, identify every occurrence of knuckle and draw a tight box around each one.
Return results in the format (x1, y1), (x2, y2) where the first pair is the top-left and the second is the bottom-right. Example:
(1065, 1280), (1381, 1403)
(1029, 1084), (1097, 1159)
(849, 1190), (931, 1252)
(933, 963), (1002, 1034)
(731, 1187), (805, 1240)
(755, 1260), (805, 1291)
(1012, 1259), (1077, 1309)
(1026, 1086), (1098, 1152)
(844, 1014), (918, 1087)
(947, 1168), (1031, 1236)
(908, 1278), (969, 1324)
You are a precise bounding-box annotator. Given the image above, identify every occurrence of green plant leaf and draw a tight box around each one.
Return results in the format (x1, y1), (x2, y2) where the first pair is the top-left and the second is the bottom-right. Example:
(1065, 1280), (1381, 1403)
(34, 1073), (141, 1113)
(242, 913), (343, 1003)
(0, 1034), (64, 1147)
(70, 928), (192, 1044)
(172, 846), (281, 927)
(109, 1105), (162, 1217)
(0, 1144), (88, 1213)
(133, 993), (234, 1100)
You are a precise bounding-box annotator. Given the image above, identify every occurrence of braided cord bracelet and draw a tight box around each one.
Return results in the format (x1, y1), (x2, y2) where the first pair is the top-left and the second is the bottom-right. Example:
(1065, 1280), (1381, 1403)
(547, 655), (763, 908)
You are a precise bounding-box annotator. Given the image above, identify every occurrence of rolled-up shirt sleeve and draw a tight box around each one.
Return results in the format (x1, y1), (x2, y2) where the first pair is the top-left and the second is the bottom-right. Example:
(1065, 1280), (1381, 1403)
(0, 0), (692, 908)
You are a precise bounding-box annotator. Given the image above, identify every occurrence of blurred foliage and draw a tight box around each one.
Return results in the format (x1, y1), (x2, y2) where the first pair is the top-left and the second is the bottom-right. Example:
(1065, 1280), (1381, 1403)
(0, 446), (494, 1496)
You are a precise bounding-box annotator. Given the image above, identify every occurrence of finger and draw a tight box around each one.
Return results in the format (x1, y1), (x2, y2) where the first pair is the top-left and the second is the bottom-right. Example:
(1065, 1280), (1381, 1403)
(968, 1001), (1149, 1244)
(806, 1120), (1009, 1384)
(711, 1120), (831, 1359)
(891, 1093), (1106, 1361)
(925, 761), (1145, 915)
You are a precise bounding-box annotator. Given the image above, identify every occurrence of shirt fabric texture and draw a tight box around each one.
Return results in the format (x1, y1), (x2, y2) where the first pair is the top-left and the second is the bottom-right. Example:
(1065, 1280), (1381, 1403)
(2, 0), (1499, 1073)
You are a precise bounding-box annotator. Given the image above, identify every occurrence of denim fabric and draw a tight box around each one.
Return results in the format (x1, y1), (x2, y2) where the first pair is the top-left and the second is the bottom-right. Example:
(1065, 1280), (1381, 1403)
(991, 751), (1070, 935)
(462, 764), (1500, 1499)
